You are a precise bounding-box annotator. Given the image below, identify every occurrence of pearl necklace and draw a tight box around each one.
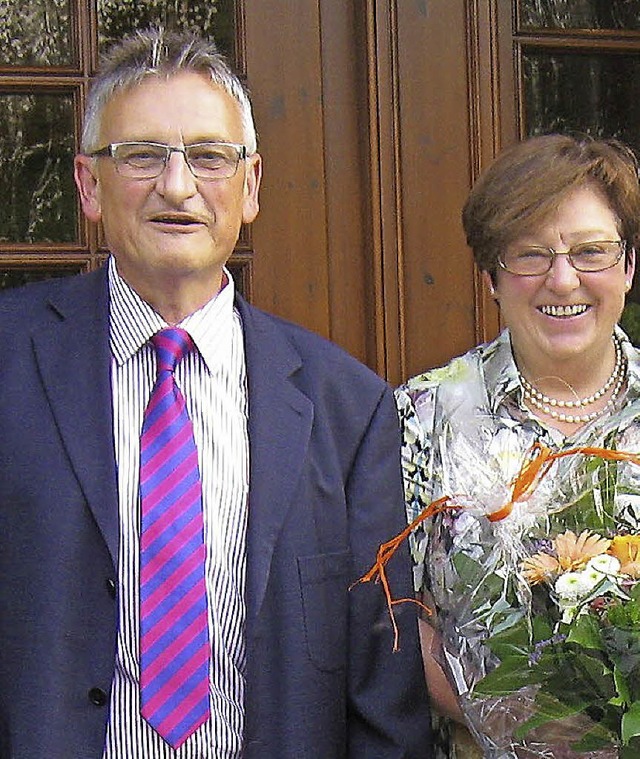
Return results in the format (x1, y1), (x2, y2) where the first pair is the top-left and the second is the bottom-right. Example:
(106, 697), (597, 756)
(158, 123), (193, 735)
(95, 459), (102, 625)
(519, 335), (627, 424)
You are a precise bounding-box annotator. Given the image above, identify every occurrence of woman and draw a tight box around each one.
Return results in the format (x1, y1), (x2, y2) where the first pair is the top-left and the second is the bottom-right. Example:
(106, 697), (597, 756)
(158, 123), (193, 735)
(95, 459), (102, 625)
(397, 135), (640, 758)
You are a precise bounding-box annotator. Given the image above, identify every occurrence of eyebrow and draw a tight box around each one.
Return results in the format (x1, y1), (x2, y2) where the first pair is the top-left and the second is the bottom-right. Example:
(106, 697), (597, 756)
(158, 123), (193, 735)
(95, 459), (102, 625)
(111, 136), (238, 148)
(515, 230), (620, 246)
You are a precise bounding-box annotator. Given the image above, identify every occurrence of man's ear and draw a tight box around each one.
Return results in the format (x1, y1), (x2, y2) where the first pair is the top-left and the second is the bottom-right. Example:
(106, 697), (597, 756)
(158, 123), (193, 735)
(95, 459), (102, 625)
(242, 152), (262, 225)
(74, 155), (102, 223)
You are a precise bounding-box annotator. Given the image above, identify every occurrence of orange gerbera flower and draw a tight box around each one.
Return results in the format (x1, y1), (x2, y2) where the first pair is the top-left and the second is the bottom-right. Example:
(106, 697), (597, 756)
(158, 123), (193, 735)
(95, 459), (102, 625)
(609, 535), (640, 578)
(553, 530), (611, 571)
(521, 552), (560, 585)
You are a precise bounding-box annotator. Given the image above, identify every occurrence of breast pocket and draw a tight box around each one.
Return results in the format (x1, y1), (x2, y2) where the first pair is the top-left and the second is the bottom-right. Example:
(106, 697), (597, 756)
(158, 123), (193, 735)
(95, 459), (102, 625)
(297, 551), (350, 672)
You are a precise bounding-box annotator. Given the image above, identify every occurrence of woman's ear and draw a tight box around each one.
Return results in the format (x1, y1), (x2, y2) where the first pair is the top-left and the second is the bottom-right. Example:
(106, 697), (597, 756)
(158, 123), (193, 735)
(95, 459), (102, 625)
(625, 245), (636, 293)
(482, 269), (498, 300)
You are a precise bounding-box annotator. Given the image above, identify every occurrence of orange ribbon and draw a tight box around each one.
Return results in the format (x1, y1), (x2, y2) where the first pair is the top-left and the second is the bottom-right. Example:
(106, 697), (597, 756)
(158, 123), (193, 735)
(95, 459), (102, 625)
(353, 444), (640, 650)
(489, 443), (640, 521)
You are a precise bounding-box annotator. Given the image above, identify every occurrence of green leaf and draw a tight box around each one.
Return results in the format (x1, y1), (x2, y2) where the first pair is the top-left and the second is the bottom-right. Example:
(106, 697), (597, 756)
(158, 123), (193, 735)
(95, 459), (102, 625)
(548, 453), (619, 534)
(515, 689), (620, 750)
(566, 613), (604, 651)
(571, 719), (619, 752)
(615, 664), (632, 705)
(556, 650), (616, 700)
(451, 553), (508, 614)
(472, 655), (539, 696)
(602, 626), (640, 676)
(607, 597), (640, 630)
(621, 741), (640, 759)
(451, 552), (490, 590)
(513, 689), (588, 739)
(489, 608), (526, 636)
(622, 701), (640, 745)
(481, 615), (528, 658)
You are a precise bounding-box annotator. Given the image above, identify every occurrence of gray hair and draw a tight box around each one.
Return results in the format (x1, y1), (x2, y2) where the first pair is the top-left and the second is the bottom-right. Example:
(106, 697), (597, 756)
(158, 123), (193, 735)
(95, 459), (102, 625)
(80, 27), (257, 155)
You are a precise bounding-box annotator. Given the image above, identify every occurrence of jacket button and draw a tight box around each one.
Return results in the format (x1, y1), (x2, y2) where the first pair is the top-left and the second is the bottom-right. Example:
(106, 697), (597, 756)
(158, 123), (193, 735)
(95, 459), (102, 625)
(88, 687), (107, 706)
(106, 578), (116, 598)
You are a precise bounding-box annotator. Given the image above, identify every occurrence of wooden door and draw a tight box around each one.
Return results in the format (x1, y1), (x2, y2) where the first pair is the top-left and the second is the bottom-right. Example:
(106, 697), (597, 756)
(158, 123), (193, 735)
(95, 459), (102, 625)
(245, 0), (503, 383)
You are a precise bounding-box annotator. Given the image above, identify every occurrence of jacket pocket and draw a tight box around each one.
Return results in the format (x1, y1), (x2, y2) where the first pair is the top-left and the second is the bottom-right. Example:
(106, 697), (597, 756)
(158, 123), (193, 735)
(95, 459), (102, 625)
(297, 551), (350, 672)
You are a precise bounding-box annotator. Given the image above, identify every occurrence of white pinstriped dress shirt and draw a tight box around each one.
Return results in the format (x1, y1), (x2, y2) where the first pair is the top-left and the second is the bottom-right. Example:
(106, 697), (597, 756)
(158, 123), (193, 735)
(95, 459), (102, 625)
(102, 257), (248, 759)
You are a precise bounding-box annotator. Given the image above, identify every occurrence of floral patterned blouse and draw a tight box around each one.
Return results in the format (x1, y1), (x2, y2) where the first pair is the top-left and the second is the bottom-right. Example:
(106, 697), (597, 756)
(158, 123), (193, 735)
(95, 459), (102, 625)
(395, 328), (640, 759)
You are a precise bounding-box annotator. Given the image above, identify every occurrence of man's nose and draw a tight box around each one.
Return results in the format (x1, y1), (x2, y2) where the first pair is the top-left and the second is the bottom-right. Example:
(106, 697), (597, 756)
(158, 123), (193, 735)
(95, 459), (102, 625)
(154, 150), (197, 200)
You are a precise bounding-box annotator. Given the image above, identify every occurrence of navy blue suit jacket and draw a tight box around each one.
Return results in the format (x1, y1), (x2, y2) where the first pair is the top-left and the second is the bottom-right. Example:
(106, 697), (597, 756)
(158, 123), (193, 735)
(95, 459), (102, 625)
(0, 267), (432, 758)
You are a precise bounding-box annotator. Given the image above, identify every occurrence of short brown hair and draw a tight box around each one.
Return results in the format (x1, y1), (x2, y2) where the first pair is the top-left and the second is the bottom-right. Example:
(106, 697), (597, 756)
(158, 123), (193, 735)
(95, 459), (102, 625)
(462, 134), (640, 279)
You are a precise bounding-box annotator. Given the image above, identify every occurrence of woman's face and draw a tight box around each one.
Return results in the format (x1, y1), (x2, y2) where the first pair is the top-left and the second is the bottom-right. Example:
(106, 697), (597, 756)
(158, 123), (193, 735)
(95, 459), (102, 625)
(486, 182), (635, 373)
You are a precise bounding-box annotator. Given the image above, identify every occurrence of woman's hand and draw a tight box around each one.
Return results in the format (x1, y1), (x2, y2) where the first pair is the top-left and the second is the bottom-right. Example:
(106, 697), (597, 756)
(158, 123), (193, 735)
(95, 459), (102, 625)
(418, 616), (465, 723)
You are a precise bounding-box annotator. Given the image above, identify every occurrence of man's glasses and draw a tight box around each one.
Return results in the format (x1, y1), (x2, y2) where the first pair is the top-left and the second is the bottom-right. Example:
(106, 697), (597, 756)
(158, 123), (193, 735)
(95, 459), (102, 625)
(498, 240), (626, 276)
(87, 141), (247, 180)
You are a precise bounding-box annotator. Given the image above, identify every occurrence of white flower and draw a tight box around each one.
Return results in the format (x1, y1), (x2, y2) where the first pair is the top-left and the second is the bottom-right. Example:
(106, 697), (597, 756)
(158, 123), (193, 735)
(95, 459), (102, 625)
(559, 604), (579, 623)
(580, 568), (605, 592)
(554, 571), (591, 602)
(488, 428), (528, 483)
(586, 554), (621, 576)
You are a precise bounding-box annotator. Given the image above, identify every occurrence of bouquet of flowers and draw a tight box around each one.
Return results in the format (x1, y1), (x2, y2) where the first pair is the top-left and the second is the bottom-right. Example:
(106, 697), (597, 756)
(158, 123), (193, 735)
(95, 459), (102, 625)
(357, 412), (640, 758)
(474, 529), (640, 757)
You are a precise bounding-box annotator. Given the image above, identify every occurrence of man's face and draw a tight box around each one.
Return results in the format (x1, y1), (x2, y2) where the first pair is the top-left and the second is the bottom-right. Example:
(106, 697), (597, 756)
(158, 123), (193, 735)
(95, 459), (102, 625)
(74, 71), (261, 308)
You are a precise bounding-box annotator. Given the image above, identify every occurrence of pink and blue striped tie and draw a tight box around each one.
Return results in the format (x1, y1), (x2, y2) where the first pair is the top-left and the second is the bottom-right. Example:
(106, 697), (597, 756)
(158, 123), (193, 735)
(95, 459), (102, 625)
(139, 327), (211, 748)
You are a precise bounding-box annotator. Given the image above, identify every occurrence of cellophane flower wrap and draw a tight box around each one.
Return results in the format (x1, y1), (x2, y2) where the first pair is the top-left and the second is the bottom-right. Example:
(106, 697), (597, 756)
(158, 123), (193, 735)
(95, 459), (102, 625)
(423, 408), (640, 759)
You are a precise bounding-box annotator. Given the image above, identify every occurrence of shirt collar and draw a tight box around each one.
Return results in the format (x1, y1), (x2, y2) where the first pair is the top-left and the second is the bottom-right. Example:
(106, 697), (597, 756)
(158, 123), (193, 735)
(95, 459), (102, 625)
(481, 329), (521, 412)
(108, 256), (237, 373)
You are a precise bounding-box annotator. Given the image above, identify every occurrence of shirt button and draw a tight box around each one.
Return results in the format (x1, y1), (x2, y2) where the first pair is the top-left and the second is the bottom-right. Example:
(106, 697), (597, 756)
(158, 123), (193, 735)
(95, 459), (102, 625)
(88, 687), (108, 706)
(106, 578), (117, 598)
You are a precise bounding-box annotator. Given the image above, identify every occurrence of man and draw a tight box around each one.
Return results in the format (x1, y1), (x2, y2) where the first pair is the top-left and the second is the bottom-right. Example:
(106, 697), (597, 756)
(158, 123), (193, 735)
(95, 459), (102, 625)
(0, 28), (431, 758)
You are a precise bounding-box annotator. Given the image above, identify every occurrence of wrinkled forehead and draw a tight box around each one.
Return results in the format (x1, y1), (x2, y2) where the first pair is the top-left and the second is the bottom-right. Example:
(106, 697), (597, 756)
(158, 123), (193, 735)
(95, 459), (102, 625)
(99, 72), (245, 145)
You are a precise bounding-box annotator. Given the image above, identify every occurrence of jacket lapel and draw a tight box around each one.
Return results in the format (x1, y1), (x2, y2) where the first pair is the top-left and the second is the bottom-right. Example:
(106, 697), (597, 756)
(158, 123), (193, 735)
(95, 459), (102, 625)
(236, 298), (314, 629)
(30, 282), (315, 610)
(31, 269), (119, 565)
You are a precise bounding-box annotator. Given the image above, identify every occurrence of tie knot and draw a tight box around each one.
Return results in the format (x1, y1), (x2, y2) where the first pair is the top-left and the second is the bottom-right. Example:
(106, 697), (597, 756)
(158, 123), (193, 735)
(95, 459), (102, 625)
(151, 328), (194, 374)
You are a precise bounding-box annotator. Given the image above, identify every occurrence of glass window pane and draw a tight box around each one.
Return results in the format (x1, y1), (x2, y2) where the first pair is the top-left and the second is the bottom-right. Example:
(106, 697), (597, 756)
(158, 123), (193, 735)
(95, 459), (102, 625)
(97, 0), (236, 61)
(519, 0), (640, 30)
(0, 263), (84, 290)
(0, 0), (74, 66)
(0, 92), (78, 244)
(522, 51), (640, 151)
